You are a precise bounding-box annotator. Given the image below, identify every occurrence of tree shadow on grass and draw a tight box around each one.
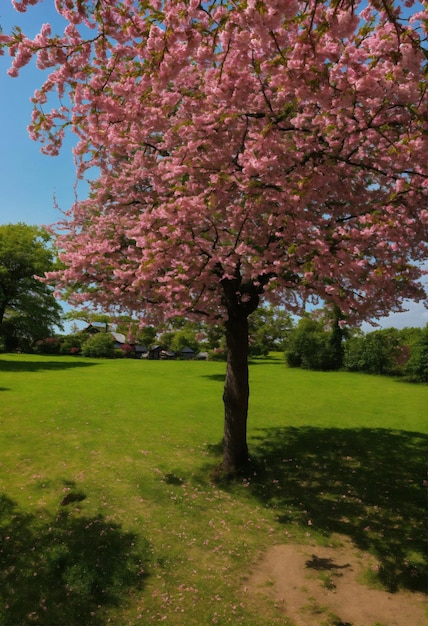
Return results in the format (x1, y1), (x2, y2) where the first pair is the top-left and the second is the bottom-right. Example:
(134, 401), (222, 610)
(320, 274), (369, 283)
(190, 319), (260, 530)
(0, 359), (98, 372)
(0, 495), (150, 626)
(248, 356), (285, 366)
(245, 427), (427, 594)
(201, 373), (226, 383)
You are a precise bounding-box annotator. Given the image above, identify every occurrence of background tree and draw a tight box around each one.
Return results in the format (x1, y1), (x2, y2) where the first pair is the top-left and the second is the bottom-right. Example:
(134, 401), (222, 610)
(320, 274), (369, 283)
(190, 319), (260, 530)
(285, 316), (337, 370)
(248, 306), (293, 356)
(33, 336), (63, 355)
(0, 223), (62, 351)
(285, 306), (349, 370)
(344, 328), (403, 375)
(326, 305), (347, 371)
(203, 323), (225, 352)
(343, 325), (428, 380)
(59, 333), (87, 356)
(82, 333), (116, 359)
(158, 318), (201, 354)
(404, 325), (428, 382)
(134, 325), (157, 350)
(113, 314), (154, 344)
(2, 1), (427, 472)
(170, 328), (200, 356)
(65, 310), (111, 331)
(205, 305), (293, 358)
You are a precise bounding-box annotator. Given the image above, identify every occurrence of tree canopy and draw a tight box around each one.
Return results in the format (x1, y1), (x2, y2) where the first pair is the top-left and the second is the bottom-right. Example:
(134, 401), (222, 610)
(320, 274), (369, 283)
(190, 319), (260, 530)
(1, 0), (427, 471)
(0, 223), (63, 350)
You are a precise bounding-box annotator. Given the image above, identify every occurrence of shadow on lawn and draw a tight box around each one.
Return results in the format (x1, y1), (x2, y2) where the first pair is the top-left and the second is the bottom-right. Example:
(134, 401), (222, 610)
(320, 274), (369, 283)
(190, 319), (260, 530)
(248, 355), (286, 366)
(241, 427), (427, 594)
(0, 359), (98, 372)
(202, 373), (226, 383)
(0, 495), (150, 626)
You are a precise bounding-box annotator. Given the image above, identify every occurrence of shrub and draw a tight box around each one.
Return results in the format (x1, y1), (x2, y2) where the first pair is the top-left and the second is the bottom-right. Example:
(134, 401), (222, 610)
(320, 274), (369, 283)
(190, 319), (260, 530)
(404, 326), (428, 382)
(34, 337), (62, 355)
(285, 318), (339, 371)
(248, 338), (269, 357)
(208, 347), (228, 361)
(60, 334), (87, 355)
(82, 333), (116, 358)
(170, 329), (200, 355)
(344, 329), (403, 376)
(120, 343), (135, 358)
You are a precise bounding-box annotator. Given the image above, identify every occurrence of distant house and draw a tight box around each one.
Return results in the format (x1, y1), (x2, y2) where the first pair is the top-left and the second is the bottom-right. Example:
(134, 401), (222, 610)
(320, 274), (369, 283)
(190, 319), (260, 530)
(180, 346), (195, 360)
(110, 332), (127, 349)
(148, 346), (177, 359)
(134, 345), (148, 358)
(148, 345), (163, 360)
(82, 325), (134, 353)
(161, 350), (176, 360)
(81, 322), (109, 335)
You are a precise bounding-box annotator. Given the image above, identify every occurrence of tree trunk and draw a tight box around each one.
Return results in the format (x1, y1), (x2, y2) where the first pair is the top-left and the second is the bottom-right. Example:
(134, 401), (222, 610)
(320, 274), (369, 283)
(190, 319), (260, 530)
(222, 307), (250, 474)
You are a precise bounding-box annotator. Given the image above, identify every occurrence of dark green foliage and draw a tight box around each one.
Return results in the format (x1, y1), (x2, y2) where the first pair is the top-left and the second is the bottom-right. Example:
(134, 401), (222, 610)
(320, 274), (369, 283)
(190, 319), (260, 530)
(287, 312), (427, 382)
(204, 323), (224, 350)
(114, 316), (157, 348)
(119, 343), (135, 357)
(1, 307), (62, 353)
(248, 306), (293, 356)
(135, 325), (157, 349)
(201, 305), (293, 357)
(34, 336), (63, 355)
(404, 325), (428, 382)
(64, 310), (110, 329)
(285, 317), (340, 371)
(329, 312), (345, 371)
(157, 318), (201, 355)
(62, 306), (291, 358)
(0, 495), (150, 626)
(0, 223), (63, 351)
(82, 333), (116, 358)
(344, 326), (428, 381)
(158, 329), (176, 349)
(170, 328), (200, 355)
(344, 329), (403, 375)
(208, 346), (228, 361)
(60, 333), (88, 355)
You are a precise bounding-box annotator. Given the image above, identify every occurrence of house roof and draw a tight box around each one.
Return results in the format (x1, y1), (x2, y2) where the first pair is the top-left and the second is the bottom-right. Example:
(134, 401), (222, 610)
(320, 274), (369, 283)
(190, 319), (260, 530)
(110, 332), (126, 344)
(135, 345), (148, 352)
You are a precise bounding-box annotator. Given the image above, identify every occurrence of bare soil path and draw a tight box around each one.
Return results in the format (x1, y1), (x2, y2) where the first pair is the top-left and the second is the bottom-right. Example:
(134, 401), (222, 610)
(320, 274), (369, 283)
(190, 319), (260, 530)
(246, 535), (428, 626)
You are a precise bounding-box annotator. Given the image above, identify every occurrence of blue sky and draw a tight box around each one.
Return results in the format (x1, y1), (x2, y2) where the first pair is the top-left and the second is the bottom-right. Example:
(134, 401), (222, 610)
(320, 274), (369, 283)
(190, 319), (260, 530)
(0, 1), (426, 330)
(0, 2), (81, 227)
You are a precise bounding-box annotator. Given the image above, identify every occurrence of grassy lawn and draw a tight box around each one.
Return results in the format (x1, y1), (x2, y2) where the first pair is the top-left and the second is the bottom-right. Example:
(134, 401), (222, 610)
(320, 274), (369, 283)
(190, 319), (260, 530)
(0, 353), (427, 625)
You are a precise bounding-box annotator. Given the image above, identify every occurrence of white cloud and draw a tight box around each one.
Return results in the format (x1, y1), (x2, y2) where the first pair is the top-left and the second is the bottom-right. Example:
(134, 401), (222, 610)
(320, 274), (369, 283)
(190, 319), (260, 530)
(361, 300), (428, 331)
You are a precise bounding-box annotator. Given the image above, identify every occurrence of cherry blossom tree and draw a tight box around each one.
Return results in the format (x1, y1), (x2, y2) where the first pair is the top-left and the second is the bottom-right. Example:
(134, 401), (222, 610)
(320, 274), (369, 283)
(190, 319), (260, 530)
(2, 0), (427, 472)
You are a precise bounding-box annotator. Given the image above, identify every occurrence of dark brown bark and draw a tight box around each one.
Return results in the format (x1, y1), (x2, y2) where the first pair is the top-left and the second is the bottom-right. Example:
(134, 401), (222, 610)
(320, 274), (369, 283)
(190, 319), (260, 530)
(222, 306), (250, 473)
(220, 270), (262, 474)
(217, 259), (274, 473)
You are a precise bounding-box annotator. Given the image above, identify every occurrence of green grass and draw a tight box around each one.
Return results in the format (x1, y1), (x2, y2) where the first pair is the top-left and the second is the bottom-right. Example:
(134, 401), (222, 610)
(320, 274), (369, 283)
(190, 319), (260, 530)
(0, 353), (427, 625)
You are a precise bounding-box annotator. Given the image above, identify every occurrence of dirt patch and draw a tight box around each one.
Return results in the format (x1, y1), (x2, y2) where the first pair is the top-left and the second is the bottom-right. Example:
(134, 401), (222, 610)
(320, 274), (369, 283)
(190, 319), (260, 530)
(245, 535), (428, 626)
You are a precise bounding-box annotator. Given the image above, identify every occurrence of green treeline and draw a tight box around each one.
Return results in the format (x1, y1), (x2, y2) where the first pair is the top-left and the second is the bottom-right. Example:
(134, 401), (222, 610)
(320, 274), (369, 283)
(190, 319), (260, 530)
(286, 317), (428, 383)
